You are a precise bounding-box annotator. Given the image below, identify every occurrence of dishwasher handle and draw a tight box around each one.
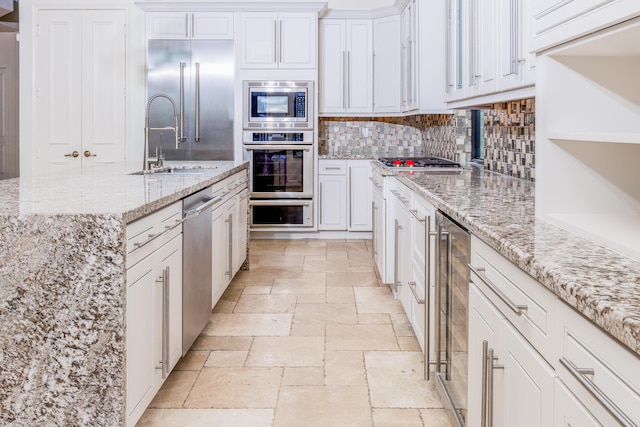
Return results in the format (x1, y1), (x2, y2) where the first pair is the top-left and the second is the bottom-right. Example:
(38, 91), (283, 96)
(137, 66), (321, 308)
(184, 195), (223, 219)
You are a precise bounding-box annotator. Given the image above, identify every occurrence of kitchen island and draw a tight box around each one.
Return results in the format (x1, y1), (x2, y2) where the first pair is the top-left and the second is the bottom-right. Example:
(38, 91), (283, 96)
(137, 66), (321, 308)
(0, 161), (248, 426)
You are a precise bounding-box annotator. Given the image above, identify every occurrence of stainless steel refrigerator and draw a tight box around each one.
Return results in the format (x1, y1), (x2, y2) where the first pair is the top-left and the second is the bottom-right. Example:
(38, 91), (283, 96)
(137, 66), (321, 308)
(147, 39), (234, 160)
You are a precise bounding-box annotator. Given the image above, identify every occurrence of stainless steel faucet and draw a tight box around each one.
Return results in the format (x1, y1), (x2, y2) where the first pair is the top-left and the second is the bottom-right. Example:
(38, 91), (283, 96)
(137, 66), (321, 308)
(144, 94), (179, 171)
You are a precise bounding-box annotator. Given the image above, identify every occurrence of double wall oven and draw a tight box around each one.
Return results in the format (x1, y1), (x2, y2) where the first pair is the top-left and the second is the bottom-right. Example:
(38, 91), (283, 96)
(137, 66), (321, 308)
(243, 81), (315, 228)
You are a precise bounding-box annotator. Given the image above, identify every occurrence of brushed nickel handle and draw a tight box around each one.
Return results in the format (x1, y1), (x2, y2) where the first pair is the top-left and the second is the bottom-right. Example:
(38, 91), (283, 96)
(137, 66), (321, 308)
(64, 151), (79, 158)
(470, 265), (528, 316)
(407, 281), (425, 304)
(83, 150), (96, 158)
(179, 62), (186, 142)
(194, 62), (200, 142)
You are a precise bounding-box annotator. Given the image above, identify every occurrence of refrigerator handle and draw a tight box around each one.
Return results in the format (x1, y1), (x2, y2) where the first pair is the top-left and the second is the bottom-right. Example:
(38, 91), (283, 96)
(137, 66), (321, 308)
(179, 62), (186, 142)
(195, 62), (200, 142)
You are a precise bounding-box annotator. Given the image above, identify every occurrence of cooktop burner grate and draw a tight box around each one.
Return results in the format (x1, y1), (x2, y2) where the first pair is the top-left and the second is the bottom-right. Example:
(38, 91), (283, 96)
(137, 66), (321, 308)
(377, 157), (461, 168)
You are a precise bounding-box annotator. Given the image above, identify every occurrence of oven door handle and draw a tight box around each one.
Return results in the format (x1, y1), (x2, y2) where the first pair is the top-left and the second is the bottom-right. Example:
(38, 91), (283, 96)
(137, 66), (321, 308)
(244, 144), (312, 151)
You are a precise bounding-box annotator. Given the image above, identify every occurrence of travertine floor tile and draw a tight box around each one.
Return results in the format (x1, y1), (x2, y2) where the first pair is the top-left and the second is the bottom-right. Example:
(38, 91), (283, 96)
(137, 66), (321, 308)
(246, 336), (325, 367)
(290, 323), (325, 337)
(271, 273), (326, 296)
(325, 351), (367, 386)
(281, 367), (325, 386)
(326, 324), (399, 351)
(212, 300), (236, 314)
(204, 350), (248, 368)
(420, 408), (455, 426)
(174, 351), (209, 371)
(394, 323), (417, 337)
(327, 272), (379, 287)
(365, 351), (444, 408)
(242, 286), (272, 295)
(234, 294), (297, 313)
(190, 336), (253, 351)
(354, 287), (404, 313)
(373, 408), (424, 427)
(202, 313), (293, 337)
(231, 270), (276, 286)
(303, 259), (351, 273)
(294, 303), (358, 325)
(296, 294), (326, 304)
(326, 241), (368, 252)
(274, 385), (372, 427)
(184, 367), (283, 409)
(398, 336), (422, 351)
(149, 371), (199, 409)
(220, 286), (243, 302)
(137, 409), (274, 427)
(252, 254), (306, 269)
(326, 287), (355, 303)
(358, 313), (392, 324)
(283, 246), (326, 256)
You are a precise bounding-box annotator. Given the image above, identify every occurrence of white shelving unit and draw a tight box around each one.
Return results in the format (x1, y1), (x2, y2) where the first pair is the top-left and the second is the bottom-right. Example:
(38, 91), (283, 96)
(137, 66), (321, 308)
(536, 18), (640, 262)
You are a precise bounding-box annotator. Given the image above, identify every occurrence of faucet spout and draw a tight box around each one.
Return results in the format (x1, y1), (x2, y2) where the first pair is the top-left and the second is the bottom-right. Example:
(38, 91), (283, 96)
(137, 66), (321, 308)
(144, 94), (179, 171)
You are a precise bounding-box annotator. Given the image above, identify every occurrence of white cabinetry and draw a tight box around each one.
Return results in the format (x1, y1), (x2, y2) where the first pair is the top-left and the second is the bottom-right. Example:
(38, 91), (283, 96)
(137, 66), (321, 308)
(497, 0), (535, 92)
(320, 19), (373, 114)
(531, 0), (640, 52)
(401, 0), (419, 112)
(464, 0), (497, 98)
(35, 9), (126, 174)
(239, 12), (316, 69)
(126, 202), (183, 427)
(318, 160), (348, 231)
(146, 12), (234, 39)
(211, 171), (249, 308)
(318, 159), (372, 232)
(371, 169), (387, 281)
(389, 179), (412, 315)
(373, 14), (401, 113)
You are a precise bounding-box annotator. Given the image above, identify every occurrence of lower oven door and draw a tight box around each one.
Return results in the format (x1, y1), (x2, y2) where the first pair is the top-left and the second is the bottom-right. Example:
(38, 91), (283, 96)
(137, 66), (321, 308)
(250, 199), (313, 227)
(244, 144), (313, 198)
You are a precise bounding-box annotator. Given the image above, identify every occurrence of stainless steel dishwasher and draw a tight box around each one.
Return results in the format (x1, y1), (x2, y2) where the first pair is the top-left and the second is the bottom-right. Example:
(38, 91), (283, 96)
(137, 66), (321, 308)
(182, 187), (223, 355)
(435, 211), (470, 427)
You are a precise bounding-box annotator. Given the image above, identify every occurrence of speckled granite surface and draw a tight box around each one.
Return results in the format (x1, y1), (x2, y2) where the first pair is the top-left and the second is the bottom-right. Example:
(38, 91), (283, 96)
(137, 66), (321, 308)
(374, 161), (640, 356)
(0, 161), (248, 426)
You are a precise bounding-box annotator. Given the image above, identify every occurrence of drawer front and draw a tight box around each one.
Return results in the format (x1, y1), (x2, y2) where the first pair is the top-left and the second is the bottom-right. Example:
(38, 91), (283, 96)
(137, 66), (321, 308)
(470, 236), (557, 363)
(556, 300), (640, 425)
(319, 160), (347, 175)
(126, 201), (183, 267)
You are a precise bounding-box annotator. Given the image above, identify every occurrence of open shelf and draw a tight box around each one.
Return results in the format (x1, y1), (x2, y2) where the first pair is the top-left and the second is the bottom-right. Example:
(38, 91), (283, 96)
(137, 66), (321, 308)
(548, 132), (640, 145)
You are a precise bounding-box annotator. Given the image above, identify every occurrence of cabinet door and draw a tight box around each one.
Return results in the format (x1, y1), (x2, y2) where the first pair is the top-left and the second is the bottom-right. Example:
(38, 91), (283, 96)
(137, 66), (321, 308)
(239, 13), (278, 68)
(279, 12), (316, 69)
(212, 200), (232, 308)
(346, 20), (373, 113)
(36, 10), (83, 173)
(401, 0), (419, 112)
(156, 234), (183, 371)
(318, 174), (347, 230)
(348, 161), (372, 231)
(373, 14), (401, 113)
(126, 257), (156, 425)
(444, 0), (464, 100)
(554, 379), (603, 427)
(192, 12), (234, 39)
(233, 189), (249, 275)
(498, 0), (534, 91)
(320, 19), (347, 113)
(81, 10), (126, 167)
(372, 188), (386, 281)
(395, 204), (413, 323)
(466, 0), (497, 97)
(146, 12), (189, 39)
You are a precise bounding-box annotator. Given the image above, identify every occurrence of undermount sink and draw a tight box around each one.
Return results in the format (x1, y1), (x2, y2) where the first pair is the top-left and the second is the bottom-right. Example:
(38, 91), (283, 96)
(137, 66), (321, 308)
(130, 167), (213, 176)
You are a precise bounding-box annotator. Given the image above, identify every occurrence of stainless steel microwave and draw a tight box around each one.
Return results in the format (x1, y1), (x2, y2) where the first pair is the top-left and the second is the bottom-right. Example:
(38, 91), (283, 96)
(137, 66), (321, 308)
(243, 80), (313, 130)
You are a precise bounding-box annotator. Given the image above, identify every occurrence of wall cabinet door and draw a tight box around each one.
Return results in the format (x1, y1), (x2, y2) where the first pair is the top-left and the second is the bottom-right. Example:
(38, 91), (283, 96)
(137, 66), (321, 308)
(319, 19), (373, 114)
(239, 12), (316, 69)
(373, 14), (401, 113)
(498, 0), (535, 92)
(36, 9), (126, 174)
(146, 12), (233, 40)
(444, 0), (464, 101)
(347, 160), (372, 231)
(318, 174), (347, 230)
(401, 0), (419, 112)
(465, 0), (498, 98)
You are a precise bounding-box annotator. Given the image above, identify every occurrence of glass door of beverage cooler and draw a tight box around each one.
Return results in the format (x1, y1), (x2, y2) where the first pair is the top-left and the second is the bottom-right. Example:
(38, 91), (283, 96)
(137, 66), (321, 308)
(245, 145), (313, 199)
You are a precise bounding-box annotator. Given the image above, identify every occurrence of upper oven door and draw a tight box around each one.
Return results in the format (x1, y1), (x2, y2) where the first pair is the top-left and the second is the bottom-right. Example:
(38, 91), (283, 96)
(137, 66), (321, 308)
(243, 81), (313, 129)
(245, 144), (314, 199)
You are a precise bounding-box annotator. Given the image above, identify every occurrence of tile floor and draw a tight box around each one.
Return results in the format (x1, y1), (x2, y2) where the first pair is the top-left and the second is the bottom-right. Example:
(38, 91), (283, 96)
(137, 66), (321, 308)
(137, 239), (453, 427)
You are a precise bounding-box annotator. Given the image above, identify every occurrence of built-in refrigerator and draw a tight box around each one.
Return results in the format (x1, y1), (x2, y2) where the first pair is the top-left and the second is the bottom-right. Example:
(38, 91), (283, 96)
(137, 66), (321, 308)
(147, 39), (234, 160)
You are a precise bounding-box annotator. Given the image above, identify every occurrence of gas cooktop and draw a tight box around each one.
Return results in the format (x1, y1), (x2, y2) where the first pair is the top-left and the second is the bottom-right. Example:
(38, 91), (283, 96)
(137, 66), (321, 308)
(377, 156), (461, 169)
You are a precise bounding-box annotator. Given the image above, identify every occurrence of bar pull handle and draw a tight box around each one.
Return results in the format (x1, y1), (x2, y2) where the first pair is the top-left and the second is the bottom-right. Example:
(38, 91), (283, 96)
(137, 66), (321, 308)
(469, 264), (528, 316)
(194, 62), (200, 142)
(407, 281), (425, 304)
(346, 51), (351, 110)
(64, 151), (79, 158)
(343, 51), (348, 110)
(225, 213), (233, 277)
(394, 219), (403, 294)
(560, 357), (636, 427)
(163, 266), (170, 378)
(179, 62), (186, 142)
(372, 201), (377, 258)
(324, 166), (342, 171)
(183, 195), (224, 219)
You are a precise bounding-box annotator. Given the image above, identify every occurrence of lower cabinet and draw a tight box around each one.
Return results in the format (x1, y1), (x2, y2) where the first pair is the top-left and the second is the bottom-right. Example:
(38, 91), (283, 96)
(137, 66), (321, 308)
(318, 159), (372, 232)
(126, 202), (183, 427)
(371, 175), (387, 280)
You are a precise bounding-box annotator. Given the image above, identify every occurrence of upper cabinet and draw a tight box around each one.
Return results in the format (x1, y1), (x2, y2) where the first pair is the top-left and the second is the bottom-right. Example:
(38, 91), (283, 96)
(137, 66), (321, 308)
(531, 0), (640, 52)
(445, 0), (535, 108)
(401, 0), (418, 112)
(373, 15), (402, 113)
(239, 12), (317, 69)
(146, 12), (234, 39)
(320, 19), (373, 114)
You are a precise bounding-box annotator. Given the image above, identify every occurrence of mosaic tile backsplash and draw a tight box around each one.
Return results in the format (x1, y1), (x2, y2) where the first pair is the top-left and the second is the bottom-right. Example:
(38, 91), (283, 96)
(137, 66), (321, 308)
(319, 98), (536, 182)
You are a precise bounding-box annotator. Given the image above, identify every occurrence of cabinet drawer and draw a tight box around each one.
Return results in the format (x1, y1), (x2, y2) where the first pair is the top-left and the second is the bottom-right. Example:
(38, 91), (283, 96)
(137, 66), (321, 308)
(126, 201), (182, 267)
(470, 236), (557, 363)
(555, 300), (640, 425)
(319, 160), (346, 175)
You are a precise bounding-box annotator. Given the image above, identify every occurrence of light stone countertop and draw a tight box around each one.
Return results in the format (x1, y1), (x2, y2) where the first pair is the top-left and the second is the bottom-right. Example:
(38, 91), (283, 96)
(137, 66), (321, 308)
(0, 160), (248, 426)
(373, 161), (640, 357)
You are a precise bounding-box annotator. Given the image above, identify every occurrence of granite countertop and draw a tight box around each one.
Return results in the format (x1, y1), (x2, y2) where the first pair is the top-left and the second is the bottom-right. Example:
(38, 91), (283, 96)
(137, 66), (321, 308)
(373, 161), (640, 356)
(0, 160), (249, 223)
(0, 160), (248, 426)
